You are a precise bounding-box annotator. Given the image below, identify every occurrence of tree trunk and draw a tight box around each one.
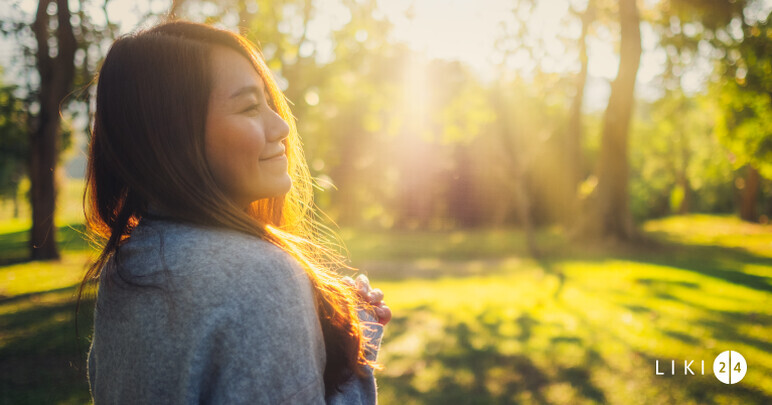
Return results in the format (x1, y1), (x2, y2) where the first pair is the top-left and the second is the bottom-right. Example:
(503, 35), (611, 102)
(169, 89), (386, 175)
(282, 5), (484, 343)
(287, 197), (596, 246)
(564, 1), (594, 227)
(676, 127), (691, 215)
(29, 0), (76, 260)
(490, 88), (537, 255)
(13, 195), (20, 219)
(740, 164), (760, 222)
(447, 146), (480, 227)
(765, 177), (772, 221)
(512, 171), (536, 255)
(587, 0), (641, 240)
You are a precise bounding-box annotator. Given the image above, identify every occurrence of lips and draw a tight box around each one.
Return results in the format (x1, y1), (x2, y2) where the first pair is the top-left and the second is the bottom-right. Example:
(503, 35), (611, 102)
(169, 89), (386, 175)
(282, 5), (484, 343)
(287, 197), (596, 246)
(261, 149), (285, 160)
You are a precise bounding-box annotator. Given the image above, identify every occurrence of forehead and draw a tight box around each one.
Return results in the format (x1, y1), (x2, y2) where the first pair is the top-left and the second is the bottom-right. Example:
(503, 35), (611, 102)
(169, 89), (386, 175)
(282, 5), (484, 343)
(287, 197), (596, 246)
(209, 46), (265, 98)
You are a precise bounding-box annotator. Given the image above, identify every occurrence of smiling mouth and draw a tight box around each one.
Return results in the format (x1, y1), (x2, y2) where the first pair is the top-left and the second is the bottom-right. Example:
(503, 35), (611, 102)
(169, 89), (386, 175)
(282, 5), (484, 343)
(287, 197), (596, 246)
(260, 151), (285, 160)
(261, 153), (286, 161)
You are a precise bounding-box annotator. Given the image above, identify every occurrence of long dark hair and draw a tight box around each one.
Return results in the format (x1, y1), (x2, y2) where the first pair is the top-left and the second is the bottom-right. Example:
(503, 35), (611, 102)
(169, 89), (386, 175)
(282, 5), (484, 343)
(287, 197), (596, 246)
(77, 19), (377, 396)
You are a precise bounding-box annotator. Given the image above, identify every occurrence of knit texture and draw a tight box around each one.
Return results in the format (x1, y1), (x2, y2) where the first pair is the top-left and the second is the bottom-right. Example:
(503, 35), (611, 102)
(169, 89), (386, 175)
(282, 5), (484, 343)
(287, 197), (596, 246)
(87, 215), (383, 404)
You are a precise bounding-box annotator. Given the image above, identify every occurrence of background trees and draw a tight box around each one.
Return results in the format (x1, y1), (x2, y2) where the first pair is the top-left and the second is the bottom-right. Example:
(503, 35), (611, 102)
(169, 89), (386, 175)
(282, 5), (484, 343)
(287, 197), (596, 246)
(0, 80), (30, 219)
(1, 0), (771, 262)
(2, 0), (118, 259)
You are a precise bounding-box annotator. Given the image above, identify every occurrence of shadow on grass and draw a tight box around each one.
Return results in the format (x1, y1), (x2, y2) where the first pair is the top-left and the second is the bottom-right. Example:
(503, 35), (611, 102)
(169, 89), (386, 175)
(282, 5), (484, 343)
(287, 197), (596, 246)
(0, 223), (90, 266)
(540, 232), (772, 296)
(0, 285), (94, 405)
(629, 234), (772, 294)
(661, 329), (701, 345)
(607, 287), (772, 380)
(696, 316), (772, 354)
(570, 302), (772, 405)
(378, 296), (772, 405)
(379, 306), (608, 404)
(0, 285), (84, 305)
(632, 349), (772, 405)
(359, 227), (772, 308)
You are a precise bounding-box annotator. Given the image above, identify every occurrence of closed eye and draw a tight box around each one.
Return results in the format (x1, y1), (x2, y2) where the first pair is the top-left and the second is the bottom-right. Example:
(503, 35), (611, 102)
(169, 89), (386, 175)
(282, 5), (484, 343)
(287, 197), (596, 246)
(242, 103), (261, 114)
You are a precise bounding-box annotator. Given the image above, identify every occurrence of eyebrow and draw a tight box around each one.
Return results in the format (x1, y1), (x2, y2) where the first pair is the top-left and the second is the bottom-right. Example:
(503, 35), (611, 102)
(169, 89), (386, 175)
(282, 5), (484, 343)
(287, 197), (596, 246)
(229, 83), (267, 100)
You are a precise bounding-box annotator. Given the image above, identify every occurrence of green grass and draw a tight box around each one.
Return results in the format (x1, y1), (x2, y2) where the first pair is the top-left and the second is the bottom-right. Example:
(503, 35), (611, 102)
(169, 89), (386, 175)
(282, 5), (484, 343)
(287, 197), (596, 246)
(1, 208), (771, 404)
(347, 215), (772, 404)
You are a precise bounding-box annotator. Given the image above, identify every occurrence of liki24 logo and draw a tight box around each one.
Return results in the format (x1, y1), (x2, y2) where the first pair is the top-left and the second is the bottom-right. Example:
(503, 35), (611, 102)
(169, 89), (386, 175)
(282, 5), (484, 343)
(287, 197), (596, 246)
(655, 350), (747, 384)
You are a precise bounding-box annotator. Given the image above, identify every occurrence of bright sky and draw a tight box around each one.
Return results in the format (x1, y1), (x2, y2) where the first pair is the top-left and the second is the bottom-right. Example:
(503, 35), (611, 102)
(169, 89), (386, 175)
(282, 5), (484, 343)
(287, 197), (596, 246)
(299, 0), (677, 109)
(374, 0), (677, 109)
(7, 0), (769, 111)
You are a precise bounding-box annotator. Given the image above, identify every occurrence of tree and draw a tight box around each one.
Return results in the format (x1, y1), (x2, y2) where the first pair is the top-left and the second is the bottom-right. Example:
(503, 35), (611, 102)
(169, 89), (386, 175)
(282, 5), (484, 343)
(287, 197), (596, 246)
(579, 0), (642, 240)
(629, 90), (735, 220)
(27, 0), (77, 259)
(715, 12), (772, 221)
(2, 0), (120, 260)
(563, 0), (595, 227)
(649, 0), (770, 221)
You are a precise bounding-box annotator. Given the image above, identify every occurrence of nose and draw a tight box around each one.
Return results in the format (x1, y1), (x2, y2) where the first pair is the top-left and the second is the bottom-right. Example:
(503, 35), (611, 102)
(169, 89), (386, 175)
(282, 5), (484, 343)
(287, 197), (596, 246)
(268, 110), (290, 143)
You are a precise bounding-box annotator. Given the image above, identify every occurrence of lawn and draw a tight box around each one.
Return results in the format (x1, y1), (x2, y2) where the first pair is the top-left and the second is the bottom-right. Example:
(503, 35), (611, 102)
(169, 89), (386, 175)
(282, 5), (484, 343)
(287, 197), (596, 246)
(352, 215), (772, 404)
(1, 183), (770, 404)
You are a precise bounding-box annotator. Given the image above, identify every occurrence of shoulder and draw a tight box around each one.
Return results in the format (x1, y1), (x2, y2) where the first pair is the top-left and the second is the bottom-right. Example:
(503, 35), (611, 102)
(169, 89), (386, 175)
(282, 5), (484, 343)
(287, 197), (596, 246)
(101, 215), (321, 316)
(118, 217), (302, 281)
(102, 216), (321, 335)
(108, 217), (315, 314)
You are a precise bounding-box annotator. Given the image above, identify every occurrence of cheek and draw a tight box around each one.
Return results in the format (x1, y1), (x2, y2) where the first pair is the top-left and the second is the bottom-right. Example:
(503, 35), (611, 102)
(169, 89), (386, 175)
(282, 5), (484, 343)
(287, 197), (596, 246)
(205, 118), (266, 183)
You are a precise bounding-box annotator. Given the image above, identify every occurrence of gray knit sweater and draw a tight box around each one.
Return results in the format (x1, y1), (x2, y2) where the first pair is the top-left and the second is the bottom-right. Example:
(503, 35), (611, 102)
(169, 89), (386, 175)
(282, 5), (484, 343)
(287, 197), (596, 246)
(87, 215), (383, 404)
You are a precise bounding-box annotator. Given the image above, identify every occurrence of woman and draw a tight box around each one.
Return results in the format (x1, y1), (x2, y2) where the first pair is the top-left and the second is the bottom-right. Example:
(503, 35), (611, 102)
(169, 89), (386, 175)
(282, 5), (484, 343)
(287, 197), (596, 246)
(78, 19), (391, 404)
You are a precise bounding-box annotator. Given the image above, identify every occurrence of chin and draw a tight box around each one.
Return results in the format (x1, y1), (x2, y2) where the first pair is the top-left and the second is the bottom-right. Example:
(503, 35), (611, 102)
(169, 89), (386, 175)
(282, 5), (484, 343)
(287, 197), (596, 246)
(276, 176), (292, 195)
(259, 178), (293, 200)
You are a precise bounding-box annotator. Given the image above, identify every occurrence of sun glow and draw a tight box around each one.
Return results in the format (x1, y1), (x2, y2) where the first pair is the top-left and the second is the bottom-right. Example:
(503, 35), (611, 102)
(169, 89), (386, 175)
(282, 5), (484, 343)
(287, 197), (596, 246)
(376, 0), (670, 108)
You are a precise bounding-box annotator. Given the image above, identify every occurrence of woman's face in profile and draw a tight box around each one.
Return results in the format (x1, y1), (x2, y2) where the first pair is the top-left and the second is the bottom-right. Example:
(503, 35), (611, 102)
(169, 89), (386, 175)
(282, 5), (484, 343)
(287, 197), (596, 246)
(205, 46), (292, 208)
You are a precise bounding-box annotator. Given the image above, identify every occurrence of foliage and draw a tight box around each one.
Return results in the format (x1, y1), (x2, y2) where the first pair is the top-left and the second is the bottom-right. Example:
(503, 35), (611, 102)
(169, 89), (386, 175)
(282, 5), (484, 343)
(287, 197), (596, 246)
(630, 90), (735, 220)
(715, 12), (772, 179)
(0, 83), (28, 201)
(2, 0), (771, 230)
(1, 0), (120, 135)
(650, 0), (747, 89)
